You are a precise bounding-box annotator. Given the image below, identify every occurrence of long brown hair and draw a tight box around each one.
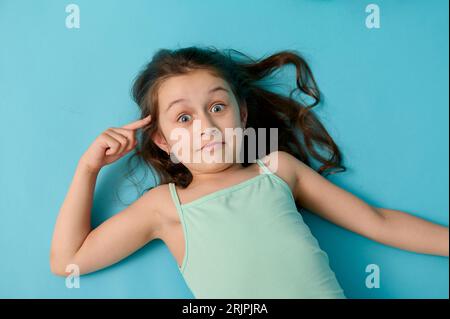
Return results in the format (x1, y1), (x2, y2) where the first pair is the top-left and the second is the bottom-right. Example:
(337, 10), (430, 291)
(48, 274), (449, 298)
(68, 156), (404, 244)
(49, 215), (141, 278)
(125, 45), (346, 197)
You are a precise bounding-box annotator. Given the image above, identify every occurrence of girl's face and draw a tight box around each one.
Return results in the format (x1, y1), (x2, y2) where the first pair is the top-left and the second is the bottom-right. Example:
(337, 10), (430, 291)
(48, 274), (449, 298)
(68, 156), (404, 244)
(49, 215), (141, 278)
(153, 69), (248, 174)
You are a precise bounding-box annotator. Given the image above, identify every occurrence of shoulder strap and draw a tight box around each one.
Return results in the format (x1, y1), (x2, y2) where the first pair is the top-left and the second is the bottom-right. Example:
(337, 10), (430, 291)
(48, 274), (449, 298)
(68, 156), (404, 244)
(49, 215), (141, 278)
(169, 182), (182, 208)
(255, 158), (273, 175)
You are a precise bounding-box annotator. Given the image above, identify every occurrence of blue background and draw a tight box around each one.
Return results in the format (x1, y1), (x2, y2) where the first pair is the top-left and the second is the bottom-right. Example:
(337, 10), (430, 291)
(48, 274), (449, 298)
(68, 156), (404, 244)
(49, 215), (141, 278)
(0, 0), (448, 298)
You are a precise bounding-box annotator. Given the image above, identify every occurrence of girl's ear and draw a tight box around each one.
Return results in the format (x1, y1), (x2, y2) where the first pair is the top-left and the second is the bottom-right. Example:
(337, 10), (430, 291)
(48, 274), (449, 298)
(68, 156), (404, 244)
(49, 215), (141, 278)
(152, 130), (170, 154)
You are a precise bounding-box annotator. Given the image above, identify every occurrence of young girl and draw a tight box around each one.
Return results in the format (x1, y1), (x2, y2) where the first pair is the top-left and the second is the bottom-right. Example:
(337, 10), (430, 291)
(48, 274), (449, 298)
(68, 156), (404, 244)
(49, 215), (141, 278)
(50, 46), (449, 299)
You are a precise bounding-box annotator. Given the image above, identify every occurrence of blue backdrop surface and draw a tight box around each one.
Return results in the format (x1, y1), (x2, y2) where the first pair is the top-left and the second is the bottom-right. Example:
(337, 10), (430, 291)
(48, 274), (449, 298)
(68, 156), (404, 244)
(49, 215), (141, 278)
(0, 0), (448, 298)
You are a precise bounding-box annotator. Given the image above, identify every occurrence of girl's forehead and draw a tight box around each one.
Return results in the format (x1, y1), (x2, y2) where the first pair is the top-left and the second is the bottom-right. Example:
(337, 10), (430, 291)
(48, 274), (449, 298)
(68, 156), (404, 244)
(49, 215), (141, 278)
(158, 71), (232, 108)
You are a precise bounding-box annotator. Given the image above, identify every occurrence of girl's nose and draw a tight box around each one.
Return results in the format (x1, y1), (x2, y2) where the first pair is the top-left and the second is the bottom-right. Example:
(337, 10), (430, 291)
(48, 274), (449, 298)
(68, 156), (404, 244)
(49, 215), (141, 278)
(202, 127), (220, 138)
(197, 113), (217, 137)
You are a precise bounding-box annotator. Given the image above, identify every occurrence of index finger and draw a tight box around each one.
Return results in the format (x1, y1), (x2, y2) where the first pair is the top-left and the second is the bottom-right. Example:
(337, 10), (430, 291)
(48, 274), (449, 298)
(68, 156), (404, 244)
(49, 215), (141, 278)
(122, 115), (151, 130)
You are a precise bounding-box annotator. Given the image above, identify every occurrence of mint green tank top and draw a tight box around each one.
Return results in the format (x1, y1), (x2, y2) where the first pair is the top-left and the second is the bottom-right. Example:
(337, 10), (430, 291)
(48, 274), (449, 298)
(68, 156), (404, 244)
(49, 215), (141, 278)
(168, 158), (346, 299)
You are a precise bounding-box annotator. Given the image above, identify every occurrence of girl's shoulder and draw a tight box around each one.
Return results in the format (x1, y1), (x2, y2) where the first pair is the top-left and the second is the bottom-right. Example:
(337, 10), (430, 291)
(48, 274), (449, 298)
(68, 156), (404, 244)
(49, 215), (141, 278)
(145, 183), (180, 225)
(258, 151), (298, 193)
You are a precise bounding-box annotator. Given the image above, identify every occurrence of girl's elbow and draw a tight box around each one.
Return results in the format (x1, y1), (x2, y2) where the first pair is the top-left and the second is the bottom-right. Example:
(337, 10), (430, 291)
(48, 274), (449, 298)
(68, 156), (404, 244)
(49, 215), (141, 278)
(50, 259), (67, 277)
(49, 253), (73, 277)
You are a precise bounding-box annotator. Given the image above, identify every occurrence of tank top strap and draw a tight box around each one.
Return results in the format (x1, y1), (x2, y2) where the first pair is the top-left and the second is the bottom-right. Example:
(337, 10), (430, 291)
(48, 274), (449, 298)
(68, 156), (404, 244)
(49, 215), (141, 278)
(169, 182), (182, 209)
(255, 158), (273, 175)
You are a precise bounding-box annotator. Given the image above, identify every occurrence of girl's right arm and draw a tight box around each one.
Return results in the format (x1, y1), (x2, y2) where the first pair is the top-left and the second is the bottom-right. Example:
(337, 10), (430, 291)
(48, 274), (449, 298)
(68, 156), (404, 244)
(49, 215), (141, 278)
(49, 115), (161, 276)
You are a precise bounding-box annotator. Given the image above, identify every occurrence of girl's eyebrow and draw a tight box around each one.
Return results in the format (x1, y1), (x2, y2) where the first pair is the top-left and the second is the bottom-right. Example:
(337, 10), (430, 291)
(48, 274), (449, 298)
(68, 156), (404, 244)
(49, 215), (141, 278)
(164, 86), (229, 113)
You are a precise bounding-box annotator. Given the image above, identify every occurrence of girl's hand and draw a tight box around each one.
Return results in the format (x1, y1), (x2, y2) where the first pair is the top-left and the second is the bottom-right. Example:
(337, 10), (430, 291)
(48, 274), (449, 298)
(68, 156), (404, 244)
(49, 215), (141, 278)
(79, 115), (151, 173)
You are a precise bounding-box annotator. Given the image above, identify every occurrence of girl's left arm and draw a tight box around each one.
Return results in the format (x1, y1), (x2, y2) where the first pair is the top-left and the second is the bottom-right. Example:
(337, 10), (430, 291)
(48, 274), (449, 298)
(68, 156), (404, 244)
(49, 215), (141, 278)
(370, 207), (448, 257)
(274, 151), (449, 257)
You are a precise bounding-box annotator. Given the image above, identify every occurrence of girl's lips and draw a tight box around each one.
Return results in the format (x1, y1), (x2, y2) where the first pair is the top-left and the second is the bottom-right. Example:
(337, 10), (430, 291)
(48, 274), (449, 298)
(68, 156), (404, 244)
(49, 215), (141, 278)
(201, 141), (225, 151)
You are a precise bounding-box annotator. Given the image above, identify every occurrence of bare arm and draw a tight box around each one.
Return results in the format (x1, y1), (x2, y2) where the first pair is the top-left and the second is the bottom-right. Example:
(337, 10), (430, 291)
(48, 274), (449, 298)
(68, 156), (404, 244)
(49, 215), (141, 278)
(268, 151), (449, 257)
(49, 161), (98, 274)
(49, 115), (162, 276)
(49, 161), (163, 276)
(373, 207), (448, 257)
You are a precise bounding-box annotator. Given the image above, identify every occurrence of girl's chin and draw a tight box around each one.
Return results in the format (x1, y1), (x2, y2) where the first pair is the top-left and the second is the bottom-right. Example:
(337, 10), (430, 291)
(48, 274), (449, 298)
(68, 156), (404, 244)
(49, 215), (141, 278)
(172, 145), (238, 164)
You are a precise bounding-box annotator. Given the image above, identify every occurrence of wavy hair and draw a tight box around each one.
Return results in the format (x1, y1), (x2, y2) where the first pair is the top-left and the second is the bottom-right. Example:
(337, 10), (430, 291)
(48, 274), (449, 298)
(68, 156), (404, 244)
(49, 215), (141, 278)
(124, 46), (346, 197)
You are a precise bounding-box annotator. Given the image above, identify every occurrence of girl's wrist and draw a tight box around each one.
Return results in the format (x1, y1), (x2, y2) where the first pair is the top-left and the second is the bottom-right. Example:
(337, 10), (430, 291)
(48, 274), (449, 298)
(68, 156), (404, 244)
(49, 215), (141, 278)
(77, 158), (100, 176)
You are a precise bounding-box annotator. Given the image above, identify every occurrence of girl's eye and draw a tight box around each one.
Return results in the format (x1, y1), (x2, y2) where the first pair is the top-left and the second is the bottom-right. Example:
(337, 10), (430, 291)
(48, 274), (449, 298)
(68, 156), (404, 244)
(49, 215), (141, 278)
(177, 114), (192, 123)
(211, 103), (226, 112)
(177, 104), (225, 123)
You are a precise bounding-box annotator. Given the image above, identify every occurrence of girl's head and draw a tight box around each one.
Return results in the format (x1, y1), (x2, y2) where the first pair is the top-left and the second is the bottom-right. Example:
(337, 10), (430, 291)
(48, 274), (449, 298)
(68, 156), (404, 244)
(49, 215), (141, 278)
(129, 46), (345, 190)
(149, 68), (248, 177)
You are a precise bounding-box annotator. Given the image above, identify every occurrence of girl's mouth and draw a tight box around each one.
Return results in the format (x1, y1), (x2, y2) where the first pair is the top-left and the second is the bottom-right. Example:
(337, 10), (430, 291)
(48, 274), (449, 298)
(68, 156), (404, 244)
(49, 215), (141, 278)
(200, 141), (225, 151)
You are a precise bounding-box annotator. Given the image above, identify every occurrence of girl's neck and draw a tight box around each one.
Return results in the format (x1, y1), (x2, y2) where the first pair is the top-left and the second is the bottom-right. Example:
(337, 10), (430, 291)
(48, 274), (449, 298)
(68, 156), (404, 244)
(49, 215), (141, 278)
(189, 162), (245, 188)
